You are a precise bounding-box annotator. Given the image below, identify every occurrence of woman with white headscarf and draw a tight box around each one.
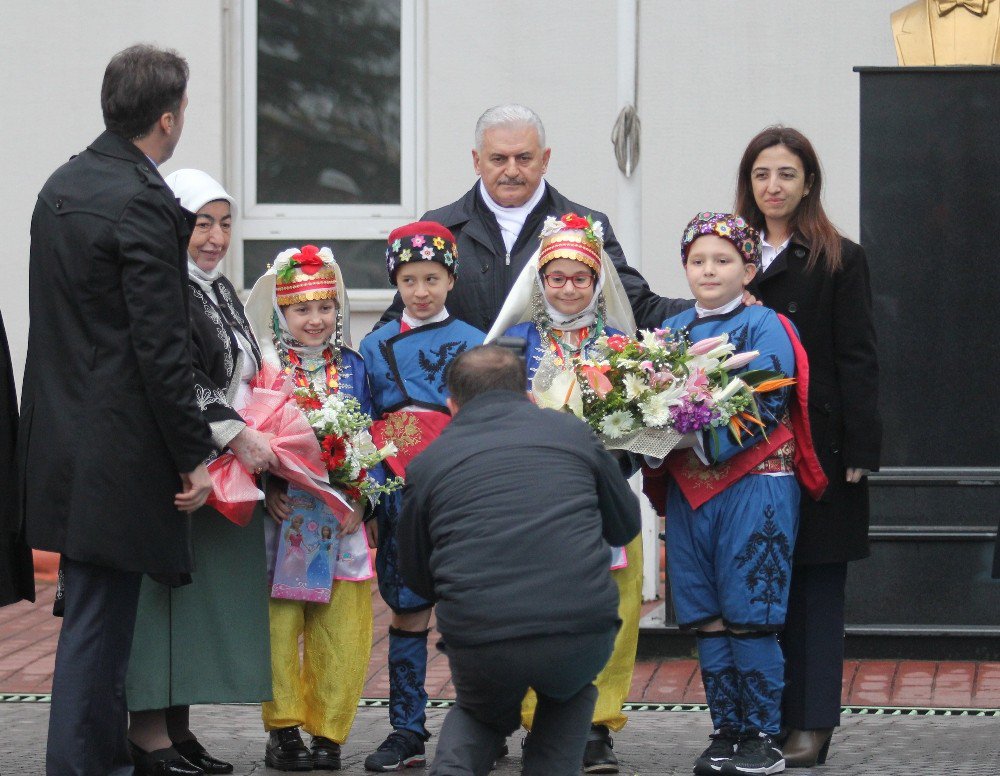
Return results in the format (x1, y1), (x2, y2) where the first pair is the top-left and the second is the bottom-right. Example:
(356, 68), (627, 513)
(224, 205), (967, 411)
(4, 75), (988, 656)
(125, 170), (275, 776)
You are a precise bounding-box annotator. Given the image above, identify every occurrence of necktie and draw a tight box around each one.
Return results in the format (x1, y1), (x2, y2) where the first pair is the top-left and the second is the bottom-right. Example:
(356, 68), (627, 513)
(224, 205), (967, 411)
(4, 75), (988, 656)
(937, 0), (989, 16)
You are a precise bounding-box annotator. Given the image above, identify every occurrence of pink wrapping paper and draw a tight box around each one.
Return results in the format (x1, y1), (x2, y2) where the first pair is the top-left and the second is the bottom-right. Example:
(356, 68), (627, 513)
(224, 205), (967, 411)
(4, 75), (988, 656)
(206, 367), (352, 525)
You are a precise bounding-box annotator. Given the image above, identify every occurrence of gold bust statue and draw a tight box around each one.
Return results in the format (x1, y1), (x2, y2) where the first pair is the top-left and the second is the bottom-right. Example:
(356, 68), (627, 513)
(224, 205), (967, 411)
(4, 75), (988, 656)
(892, 0), (1000, 64)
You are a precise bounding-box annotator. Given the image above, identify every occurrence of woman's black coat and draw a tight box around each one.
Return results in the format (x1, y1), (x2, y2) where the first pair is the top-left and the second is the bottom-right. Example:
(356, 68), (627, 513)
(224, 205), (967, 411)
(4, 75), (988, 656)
(749, 237), (882, 564)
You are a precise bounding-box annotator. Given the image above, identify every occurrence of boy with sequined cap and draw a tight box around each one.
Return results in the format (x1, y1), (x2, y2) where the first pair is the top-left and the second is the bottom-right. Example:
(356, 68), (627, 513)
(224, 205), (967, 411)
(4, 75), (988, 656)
(659, 213), (825, 776)
(244, 245), (377, 771)
(360, 222), (485, 771)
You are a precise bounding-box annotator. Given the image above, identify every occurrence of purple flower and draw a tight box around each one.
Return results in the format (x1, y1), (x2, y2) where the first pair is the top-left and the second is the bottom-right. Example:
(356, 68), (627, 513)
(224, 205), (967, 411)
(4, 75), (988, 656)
(671, 401), (716, 434)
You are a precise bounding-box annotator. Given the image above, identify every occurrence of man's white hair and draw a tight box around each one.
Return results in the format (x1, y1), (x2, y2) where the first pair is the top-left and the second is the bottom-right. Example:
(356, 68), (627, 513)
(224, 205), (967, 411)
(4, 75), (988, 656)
(474, 104), (546, 150)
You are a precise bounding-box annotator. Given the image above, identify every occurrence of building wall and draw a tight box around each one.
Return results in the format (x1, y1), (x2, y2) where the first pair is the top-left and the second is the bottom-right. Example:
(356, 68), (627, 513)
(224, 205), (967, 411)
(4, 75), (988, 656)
(1, 0), (227, 385)
(2, 0), (902, 385)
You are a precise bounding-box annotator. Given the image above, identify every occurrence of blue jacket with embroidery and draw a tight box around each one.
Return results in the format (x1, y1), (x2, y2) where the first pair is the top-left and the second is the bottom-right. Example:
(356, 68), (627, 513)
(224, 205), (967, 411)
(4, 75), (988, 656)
(661, 304), (794, 464)
(359, 317), (485, 415)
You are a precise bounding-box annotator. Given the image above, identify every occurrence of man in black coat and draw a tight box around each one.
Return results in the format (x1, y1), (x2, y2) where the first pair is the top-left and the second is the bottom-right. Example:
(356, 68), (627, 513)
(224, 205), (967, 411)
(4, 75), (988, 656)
(20, 45), (214, 775)
(378, 104), (691, 332)
(397, 346), (640, 776)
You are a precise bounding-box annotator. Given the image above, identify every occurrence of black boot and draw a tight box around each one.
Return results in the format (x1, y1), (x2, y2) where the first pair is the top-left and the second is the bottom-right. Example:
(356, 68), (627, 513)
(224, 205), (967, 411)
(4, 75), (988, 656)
(311, 735), (342, 771)
(583, 724), (619, 773)
(264, 726), (313, 772)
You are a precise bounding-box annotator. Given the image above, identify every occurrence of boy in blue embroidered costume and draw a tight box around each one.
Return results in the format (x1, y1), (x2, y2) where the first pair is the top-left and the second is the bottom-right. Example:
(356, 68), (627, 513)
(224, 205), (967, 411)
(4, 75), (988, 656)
(662, 213), (799, 776)
(360, 222), (485, 771)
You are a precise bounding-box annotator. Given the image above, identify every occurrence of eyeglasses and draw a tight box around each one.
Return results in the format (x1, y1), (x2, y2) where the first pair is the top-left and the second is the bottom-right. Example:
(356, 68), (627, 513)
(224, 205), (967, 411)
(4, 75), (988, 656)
(543, 273), (595, 289)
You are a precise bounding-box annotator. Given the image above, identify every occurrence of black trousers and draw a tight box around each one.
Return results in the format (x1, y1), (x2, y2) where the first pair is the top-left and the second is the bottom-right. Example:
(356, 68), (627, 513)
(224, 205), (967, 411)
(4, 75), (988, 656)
(46, 557), (142, 776)
(430, 629), (617, 776)
(780, 562), (848, 730)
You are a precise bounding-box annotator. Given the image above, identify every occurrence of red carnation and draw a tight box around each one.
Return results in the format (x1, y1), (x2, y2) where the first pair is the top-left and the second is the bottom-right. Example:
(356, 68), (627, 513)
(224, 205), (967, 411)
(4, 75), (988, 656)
(560, 213), (589, 230)
(293, 244), (325, 276)
(606, 334), (629, 353)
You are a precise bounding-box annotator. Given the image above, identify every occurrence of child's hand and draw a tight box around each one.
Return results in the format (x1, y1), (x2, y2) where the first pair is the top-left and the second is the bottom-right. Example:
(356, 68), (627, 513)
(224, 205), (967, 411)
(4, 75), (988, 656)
(336, 501), (365, 538)
(265, 476), (290, 523)
(364, 519), (378, 549)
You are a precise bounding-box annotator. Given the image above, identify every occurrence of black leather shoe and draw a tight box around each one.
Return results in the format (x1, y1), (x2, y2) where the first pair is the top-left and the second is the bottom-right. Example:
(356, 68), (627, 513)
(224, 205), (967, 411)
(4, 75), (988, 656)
(265, 726), (314, 771)
(128, 741), (205, 776)
(583, 724), (619, 773)
(311, 736), (341, 770)
(173, 738), (234, 774)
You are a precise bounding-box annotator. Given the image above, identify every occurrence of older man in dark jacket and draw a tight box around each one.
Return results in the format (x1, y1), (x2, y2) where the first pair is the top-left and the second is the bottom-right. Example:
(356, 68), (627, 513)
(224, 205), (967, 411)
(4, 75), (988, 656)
(21, 45), (214, 775)
(378, 104), (691, 333)
(397, 346), (640, 776)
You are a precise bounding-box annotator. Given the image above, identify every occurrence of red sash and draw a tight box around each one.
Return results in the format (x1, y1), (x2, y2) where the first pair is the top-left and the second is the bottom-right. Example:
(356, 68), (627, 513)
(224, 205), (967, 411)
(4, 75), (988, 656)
(664, 424), (794, 510)
(775, 314), (828, 502)
(370, 410), (451, 479)
(644, 314), (828, 512)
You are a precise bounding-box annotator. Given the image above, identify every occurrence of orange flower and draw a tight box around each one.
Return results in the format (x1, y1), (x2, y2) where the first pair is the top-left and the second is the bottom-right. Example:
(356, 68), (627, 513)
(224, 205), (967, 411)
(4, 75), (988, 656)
(579, 364), (614, 399)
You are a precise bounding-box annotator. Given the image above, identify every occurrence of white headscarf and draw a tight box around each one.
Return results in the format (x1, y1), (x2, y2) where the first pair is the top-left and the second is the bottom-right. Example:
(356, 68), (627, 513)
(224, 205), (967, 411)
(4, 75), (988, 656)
(486, 247), (636, 341)
(165, 168), (236, 216)
(166, 168), (236, 289)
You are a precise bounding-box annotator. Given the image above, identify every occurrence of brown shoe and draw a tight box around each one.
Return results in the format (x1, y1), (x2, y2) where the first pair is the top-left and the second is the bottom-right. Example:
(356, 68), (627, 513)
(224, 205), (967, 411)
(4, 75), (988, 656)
(782, 728), (833, 768)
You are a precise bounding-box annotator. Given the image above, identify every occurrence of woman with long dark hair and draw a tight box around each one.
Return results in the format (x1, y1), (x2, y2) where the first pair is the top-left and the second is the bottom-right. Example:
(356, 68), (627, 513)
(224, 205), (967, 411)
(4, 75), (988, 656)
(735, 126), (882, 768)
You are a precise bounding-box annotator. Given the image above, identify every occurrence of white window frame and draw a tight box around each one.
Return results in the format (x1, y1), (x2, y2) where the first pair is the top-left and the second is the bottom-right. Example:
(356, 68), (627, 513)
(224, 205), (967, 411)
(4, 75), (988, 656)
(226, 0), (424, 301)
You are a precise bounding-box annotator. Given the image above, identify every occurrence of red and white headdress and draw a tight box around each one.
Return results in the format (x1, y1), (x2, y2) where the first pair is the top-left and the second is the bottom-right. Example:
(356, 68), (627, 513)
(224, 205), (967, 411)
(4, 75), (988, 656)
(538, 212), (605, 274)
(272, 245), (338, 306)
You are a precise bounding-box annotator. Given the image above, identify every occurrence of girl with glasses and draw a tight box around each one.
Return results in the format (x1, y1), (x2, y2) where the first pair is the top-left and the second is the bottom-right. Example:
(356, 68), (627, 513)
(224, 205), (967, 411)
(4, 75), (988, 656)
(485, 212), (642, 773)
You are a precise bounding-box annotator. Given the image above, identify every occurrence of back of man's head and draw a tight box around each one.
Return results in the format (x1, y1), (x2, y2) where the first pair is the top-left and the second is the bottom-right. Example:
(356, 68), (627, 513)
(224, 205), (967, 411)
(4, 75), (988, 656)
(474, 104), (546, 150)
(446, 345), (526, 409)
(102, 44), (188, 140)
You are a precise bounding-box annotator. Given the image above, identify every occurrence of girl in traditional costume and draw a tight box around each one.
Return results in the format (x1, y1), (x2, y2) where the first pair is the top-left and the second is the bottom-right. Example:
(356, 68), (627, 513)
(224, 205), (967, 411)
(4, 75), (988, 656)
(486, 212), (643, 773)
(244, 246), (375, 771)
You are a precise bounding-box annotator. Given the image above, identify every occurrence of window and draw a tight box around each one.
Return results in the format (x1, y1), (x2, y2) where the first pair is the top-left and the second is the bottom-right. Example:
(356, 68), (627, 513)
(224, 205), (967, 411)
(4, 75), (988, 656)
(234, 0), (420, 294)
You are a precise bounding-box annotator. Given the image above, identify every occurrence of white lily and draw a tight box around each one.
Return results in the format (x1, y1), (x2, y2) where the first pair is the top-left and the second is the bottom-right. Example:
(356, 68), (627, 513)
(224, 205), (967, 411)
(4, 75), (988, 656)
(712, 377), (747, 403)
(722, 351), (760, 371)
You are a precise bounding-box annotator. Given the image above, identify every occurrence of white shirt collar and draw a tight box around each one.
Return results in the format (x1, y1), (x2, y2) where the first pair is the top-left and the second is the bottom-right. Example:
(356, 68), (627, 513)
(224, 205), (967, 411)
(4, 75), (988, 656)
(478, 180), (547, 252)
(694, 295), (744, 319)
(402, 306), (450, 329)
(760, 232), (791, 272)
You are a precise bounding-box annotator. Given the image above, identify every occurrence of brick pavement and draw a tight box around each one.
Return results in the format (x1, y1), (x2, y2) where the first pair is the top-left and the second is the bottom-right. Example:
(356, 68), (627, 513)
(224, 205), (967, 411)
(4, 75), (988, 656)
(4, 583), (1000, 709)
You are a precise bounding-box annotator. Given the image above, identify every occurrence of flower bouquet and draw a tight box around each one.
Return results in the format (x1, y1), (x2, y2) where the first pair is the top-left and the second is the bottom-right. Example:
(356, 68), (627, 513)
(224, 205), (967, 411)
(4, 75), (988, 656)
(533, 329), (793, 458)
(205, 366), (356, 526)
(292, 386), (403, 503)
